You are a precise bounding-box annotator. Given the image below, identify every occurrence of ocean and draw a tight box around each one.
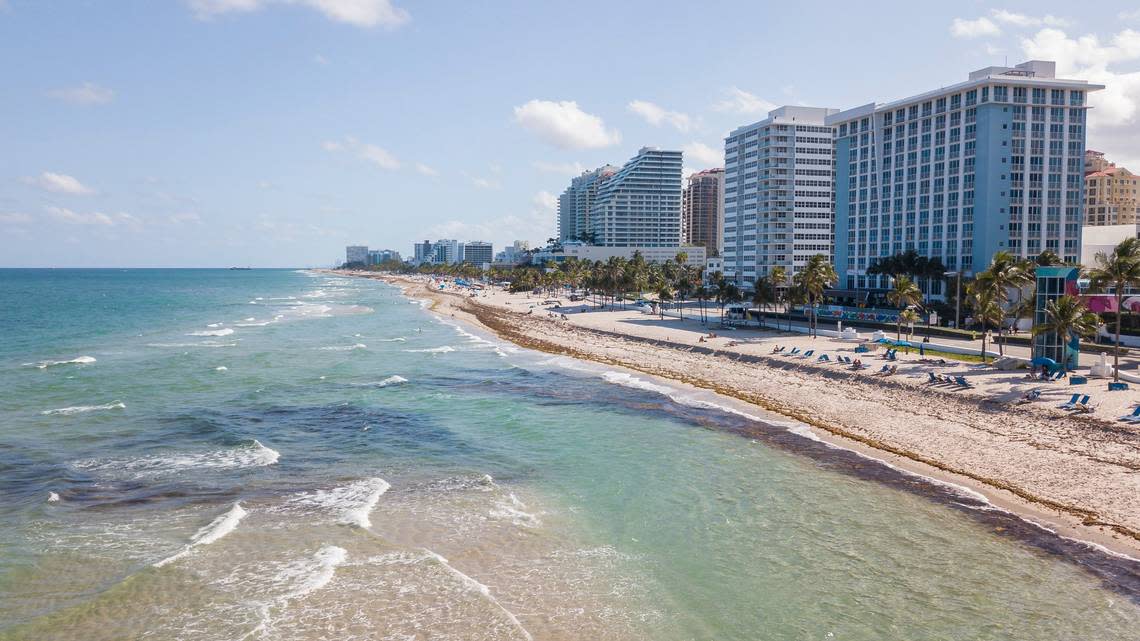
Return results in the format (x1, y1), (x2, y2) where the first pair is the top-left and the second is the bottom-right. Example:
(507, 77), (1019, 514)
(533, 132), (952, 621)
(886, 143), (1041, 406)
(1, 268), (1138, 640)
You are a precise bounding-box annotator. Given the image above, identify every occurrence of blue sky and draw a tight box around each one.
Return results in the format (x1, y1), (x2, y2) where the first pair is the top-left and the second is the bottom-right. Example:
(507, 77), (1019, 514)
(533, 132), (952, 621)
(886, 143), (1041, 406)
(2, 0), (1139, 267)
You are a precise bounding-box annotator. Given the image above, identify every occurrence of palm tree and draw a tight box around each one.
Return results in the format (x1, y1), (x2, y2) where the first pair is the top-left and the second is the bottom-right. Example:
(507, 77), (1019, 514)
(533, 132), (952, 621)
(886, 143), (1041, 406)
(798, 255), (838, 338)
(899, 308), (921, 342)
(767, 266), (787, 329)
(1035, 249), (1065, 267)
(886, 275), (922, 341)
(1032, 295), (1101, 373)
(971, 289), (1004, 364)
(1087, 237), (1140, 381)
(973, 250), (1035, 356)
(751, 282), (773, 327)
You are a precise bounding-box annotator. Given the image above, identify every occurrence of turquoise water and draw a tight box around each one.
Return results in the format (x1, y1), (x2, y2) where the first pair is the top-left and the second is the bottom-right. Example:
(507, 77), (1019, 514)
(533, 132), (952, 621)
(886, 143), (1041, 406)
(1, 268), (1138, 640)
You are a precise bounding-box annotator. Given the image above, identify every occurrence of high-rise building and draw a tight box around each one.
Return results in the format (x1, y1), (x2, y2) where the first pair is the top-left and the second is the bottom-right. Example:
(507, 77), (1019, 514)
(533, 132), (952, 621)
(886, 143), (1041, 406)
(462, 241), (493, 265)
(494, 240), (530, 265)
(345, 245), (369, 265)
(828, 60), (1103, 296)
(723, 106), (838, 289)
(1084, 150), (1139, 226)
(413, 240), (434, 265)
(590, 147), (683, 247)
(433, 239), (461, 264)
(683, 168), (725, 257)
(557, 165), (618, 242)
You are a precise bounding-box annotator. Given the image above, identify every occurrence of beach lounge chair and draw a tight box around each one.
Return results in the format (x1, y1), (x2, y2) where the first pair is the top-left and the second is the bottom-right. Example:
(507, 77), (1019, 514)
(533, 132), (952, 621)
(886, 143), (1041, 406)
(927, 372), (938, 384)
(788, 347), (800, 356)
(886, 350), (897, 361)
(801, 350), (814, 358)
(1057, 393), (1080, 409)
(1062, 394), (1090, 410)
(1073, 397), (1095, 413)
(954, 376), (971, 388)
(887, 365), (898, 376)
(1047, 371), (1063, 382)
(841, 356), (852, 364)
(1118, 407), (1140, 422)
(1016, 389), (1042, 404)
(876, 364), (889, 374)
(818, 354), (829, 362)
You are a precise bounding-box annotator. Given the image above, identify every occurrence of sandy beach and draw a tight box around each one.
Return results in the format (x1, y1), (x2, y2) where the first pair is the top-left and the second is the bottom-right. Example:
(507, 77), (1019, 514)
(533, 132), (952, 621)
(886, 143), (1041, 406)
(345, 271), (1140, 560)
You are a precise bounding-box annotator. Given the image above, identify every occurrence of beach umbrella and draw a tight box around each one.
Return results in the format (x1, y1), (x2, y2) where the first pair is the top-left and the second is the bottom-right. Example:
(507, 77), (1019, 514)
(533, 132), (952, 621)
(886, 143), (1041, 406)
(1030, 356), (1058, 368)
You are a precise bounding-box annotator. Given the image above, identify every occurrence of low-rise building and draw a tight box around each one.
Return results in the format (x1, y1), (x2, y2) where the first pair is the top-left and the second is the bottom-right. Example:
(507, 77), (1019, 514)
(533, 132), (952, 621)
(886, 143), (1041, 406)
(530, 242), (705, 267)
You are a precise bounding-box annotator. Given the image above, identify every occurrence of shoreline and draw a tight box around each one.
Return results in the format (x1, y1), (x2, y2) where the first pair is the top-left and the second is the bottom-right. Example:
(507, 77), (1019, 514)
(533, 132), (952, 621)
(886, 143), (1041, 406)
(333, 271), (1140, 568)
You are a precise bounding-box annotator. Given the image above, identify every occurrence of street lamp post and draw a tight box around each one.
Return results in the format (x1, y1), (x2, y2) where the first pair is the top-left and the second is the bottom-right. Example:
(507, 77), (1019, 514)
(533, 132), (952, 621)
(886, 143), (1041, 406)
(945, 271), (962, 329)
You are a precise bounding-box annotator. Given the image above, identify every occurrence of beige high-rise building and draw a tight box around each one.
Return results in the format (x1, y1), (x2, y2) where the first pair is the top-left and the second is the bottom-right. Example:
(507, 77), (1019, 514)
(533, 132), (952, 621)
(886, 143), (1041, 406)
(1085, 150), (1139, 226)
(683, 168), (725, 256)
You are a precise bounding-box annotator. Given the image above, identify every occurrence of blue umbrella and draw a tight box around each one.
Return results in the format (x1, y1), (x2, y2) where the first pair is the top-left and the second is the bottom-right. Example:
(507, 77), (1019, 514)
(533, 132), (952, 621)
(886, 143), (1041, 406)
(1030, 356), (1058, 368)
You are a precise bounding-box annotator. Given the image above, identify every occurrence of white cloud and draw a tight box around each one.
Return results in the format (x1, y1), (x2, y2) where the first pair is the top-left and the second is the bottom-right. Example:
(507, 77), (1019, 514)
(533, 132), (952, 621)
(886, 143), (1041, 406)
(682, 141), (722, 168)
(627, 100), (693, 132)
(415, 162), (439, 177)
(1122, 10), (1140, 23)
(532, 190), (557, 212)
(46, 206), (119, 226)
(513, 100), (621, 150)
(187, 0), (409, 29)
(323, 136), (401, 170)
(990, 9), (1068, 28)
(48, 82), (114, 105)
(1018, 27), (1140, 168)
(950, 17), (1001, 38)
(471, 176), (501, 190)
(168, 212), (203, 225)
(533, 160), (586, 175)
(25, 172), (95, 195)
(712, 87), (777, 115)
(0, 212), (31, 224)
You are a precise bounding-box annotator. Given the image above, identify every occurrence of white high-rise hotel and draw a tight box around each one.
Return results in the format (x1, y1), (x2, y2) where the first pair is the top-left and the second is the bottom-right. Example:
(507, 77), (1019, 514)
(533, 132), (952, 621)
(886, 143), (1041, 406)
(723, 106), (838, 288)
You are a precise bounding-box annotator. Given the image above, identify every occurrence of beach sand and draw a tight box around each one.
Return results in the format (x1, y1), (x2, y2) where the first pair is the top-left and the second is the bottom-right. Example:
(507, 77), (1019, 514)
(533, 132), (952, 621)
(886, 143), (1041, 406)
(344, 271), (1140, 560)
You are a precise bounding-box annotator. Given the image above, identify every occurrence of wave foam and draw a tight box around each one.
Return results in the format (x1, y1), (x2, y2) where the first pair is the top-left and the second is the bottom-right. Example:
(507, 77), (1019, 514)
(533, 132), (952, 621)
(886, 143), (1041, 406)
(154, 502), (248, 567)
(422, 549), (533, 640)
(375, 337), (407, 342)
(318, 343), (367, 351)
(75, 439), (279, 476)
(189, 328), (235, 337)
(289, 478), (390, 528)
(42, 401), (125, 416)
(403, 346), (455, 354)
(355, 375), (407, 388)
(147, 341), (238, 348)
(24, 356), (97, 369)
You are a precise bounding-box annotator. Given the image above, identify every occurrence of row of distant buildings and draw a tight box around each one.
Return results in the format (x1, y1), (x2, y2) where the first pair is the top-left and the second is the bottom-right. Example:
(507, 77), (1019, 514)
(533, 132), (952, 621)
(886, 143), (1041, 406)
(546, 59), (1140, 300)
(344, 246), (401, 266)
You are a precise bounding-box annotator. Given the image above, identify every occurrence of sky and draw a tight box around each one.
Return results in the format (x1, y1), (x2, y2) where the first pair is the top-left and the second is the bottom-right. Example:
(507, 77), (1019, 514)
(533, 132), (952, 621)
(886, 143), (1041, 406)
(2, 0), (1139, 267)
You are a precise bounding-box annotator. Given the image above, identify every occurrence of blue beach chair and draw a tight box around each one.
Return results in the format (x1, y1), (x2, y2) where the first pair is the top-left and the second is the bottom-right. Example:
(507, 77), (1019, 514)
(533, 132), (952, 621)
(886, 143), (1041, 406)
(1118, 407), (1140, 422)
(1057, 393), (1080, 409)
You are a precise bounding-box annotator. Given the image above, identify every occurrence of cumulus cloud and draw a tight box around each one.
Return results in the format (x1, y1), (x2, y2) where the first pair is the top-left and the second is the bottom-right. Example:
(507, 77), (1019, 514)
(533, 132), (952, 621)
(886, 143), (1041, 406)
(187, 0), (409, 28)
(533, 160), (586, 175)
(712, 87), (777, 115)
(25, 172), (95, 195)
(682, 142), (722, 168)
(532, 190), (557, 212)
(48, 82), (114, 105)
(322, 136), (401, 170)
(627, 100), (693, 132)
(45, 206), (138, 226)
(950, 17), (1001, 38)
(990, 9), (1068, 28)
(513, 100), (621, 150)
